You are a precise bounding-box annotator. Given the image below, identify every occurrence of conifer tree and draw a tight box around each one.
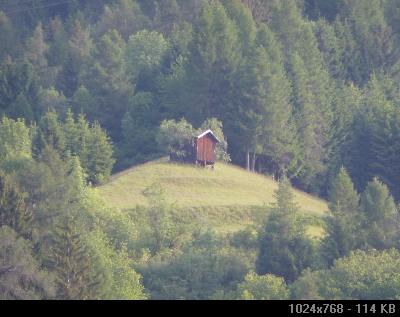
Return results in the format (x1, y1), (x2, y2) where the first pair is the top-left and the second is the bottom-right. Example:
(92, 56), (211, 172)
(0, 117), (32, 166)
(347, 75), (400, 197)
(24, 23), (49, 87)
(0, 171), (32, 238)
(271, 0), (335, 192)
(360, 178), (398, 250)
(181, 0), (242, 124)
(0, 226), (55, 300)
(0, 61), (40, 120)
(338, 0), (400, 84)
(322, 167), (361, 265)
(34, 111), (66, 157)
(63, 109), (80, 156)
(256, 177), (315, 282)
(48, 16), (68, 67)
(0, 11), (18, 62)
(81, 29), (130, 138)
(85, 122), (115, 185)
(50, 215), (104, 300)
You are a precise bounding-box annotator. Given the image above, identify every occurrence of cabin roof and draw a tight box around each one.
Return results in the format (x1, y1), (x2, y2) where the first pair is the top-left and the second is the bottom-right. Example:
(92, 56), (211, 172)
(196, 129), (220, 143)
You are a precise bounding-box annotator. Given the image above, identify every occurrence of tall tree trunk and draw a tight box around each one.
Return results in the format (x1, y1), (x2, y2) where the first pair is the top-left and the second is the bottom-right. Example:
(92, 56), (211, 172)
(246, 149), (250, 171)
(251, 152), (256, 173)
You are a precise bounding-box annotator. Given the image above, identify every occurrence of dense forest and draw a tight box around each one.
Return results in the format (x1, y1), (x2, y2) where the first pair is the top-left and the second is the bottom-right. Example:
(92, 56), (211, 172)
(2, 0), (400, 300)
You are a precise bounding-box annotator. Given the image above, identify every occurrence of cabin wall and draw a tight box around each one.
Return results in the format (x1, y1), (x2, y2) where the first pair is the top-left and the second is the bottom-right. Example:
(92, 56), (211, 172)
(196, 134), (216, 164)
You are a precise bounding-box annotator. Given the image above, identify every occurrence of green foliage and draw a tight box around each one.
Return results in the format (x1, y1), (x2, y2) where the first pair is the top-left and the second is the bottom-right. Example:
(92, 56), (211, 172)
(292, 249), (400, 300)
(94, 0), (149, 40)
(0, 61), (40, 121)
(24, 23), (50, 87)
(80, 28), (130, 139)
(143, 183), (185, 253)
(157, 118), (197, 160)
(121, 92), (161, 166)
(236, 271), (290, 300)
(0, 226), (55, 300)
(0, 171), (32, 238)
(0, 11), (19, 62)
(0, 117), (32, 167)
(346, 75), (400, 200)
(256, 177), (317, 282)
(34, 111), (114, 184)
(175, 0), (242, 125)
(3, 0), (400, 301)
(322, 167), (361, 264)
(85, 229), (148, 300)
(157, 118), (229, 162)
(140, 241), (250, 300)
(126, 30), (169, 82)
(360, 178), (398, 250)
(84, 121), (115, 184)
(49, 215), (105, 300)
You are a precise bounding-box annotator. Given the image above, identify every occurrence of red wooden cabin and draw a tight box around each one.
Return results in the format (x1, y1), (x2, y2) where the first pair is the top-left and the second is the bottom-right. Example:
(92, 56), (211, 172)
(170, 129), (220, 167)
(195, 130), (220, 167)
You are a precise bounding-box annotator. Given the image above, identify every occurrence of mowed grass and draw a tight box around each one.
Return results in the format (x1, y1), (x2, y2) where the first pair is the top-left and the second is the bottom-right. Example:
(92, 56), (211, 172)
(98, 158), (328, 236)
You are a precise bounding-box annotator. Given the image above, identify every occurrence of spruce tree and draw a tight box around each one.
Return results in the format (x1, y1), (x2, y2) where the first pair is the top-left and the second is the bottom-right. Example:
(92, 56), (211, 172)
(0, 226), (55, 300)
(34, 111), (66, 157)
(85, 122), (115, 185)
(81, 29), (130, 138)
(50, 215), (104, 300)
(63, 109), (80, 156)
(24, 23), (49, 87)
(256, 177), (315, 282)
(360, 178), (398, 250)
(338, 0), (400, 84)
(322, 167), (361, 265)
(0, 171), (32, 238)
(48, 16), (68, 67)
(271, 0), (335, 192)
(181, 0), (242, 125)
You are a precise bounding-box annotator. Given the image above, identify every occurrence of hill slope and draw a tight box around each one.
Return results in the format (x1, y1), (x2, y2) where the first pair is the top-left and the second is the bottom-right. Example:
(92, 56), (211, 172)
(100, 158), (327, 213)
(98, 158), (328, 235)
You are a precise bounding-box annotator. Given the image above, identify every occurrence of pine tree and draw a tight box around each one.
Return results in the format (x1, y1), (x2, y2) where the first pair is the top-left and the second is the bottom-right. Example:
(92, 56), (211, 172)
(338, 0), (400, 84)
(0, 11), (18, 62)
(58, 20), (92, 97)
(315, 19), (345, 80)
(322, 167), (361, 265)
(256, 177), (315, 282)
(328, 83), (362, 188)
(81, 29), (130, 138)
(48, 16), (68, 67)
(63, 109), (80, 156)
(181, 0), (242, 124)
(0, 117), (32, 165)
(221, 0), (256, 56)
(0, 61), (40, 121)
(71, 85), (97, 119)
(0, 171), (32, 238)
(24, 23), (49, 87)
(94, 0), (148, 40)
(360, 178), (398, 249)
(85, 122), (115, 185)
(0, 226), (55, 300)
(50, 215), (104, 300)
(252, 25), (297, 177)
(10, 93), (34, 122)
(34, 111), (66, 157)
(271, 0), (335, 192)
(347, 75), (400, 197)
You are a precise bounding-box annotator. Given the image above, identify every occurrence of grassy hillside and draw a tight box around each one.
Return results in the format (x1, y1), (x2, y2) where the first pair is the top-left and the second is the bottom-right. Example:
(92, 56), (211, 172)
(98, 158), (328, 235)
